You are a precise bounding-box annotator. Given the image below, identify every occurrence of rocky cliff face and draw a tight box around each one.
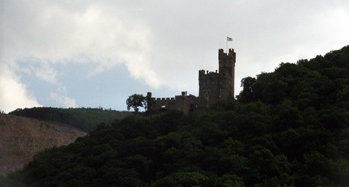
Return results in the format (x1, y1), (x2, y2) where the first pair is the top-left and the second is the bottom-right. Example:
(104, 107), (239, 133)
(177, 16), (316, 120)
(0, 114), (86, 176)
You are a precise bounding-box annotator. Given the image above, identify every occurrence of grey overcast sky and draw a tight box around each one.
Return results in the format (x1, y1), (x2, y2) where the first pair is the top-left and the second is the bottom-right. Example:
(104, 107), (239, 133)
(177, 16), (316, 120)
(1, 0), (349, 112)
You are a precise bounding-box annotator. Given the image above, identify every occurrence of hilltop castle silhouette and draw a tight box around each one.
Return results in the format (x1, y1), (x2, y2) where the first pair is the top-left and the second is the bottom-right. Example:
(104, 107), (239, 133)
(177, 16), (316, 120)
(147, 48), (236, 113)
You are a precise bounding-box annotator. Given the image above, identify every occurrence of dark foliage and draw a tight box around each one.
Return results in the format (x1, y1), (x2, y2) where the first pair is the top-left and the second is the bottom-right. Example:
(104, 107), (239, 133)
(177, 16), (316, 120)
(126, 94), (146, 113)
(3, 46), (349, 186)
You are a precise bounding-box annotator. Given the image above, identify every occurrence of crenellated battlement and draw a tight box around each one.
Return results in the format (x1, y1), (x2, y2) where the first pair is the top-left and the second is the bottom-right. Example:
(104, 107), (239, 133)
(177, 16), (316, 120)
(155, 97), (175, 101)
(151, 91), (191, 102)
(199, 70), (219, 77)
(219, 48), (235, 57)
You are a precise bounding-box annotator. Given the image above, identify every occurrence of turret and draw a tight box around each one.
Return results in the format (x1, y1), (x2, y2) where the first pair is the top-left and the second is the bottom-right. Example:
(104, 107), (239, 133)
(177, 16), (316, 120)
(218, 49), (235, 77)
(218, 48), (236, 97)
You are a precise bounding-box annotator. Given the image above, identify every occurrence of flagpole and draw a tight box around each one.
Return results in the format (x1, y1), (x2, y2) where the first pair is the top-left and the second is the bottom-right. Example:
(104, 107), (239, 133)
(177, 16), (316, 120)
(226, 36), (233, 52)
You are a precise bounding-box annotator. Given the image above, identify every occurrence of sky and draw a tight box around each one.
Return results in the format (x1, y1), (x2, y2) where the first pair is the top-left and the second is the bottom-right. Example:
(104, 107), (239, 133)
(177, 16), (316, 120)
(1, 0), (349, 113)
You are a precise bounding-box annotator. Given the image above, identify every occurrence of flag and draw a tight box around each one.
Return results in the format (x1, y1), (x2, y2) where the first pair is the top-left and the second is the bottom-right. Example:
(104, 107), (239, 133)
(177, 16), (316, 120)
(227, 37), (233, 41)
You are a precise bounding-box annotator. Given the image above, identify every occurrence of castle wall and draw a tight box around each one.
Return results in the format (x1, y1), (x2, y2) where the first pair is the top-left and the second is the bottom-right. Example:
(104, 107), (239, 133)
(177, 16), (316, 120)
(147, 92), (197, 114)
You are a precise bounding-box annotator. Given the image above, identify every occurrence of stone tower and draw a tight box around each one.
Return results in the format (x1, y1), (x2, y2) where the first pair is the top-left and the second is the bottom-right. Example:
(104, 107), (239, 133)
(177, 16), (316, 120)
(199, 48), (236, 107)
(218, 48), (236, 99)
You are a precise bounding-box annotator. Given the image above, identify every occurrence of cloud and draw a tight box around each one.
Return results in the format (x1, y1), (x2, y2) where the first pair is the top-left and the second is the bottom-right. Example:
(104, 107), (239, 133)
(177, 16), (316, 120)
(1, 0), (161, 110)
(50, 92), (78, 108)
(0, 64), (41, 113)
(12, 58), (58, 84)
(3, 0), (159, 85)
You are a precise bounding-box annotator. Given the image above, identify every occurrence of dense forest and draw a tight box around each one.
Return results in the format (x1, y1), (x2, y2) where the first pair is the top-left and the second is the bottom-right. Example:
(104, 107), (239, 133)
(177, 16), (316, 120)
(9, 107), (131, 132)
(2, 46), (348, 186)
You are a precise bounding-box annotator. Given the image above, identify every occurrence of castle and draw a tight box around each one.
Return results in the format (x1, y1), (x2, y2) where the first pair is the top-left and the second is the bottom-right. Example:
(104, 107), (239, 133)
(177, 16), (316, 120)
(147, 48), (236, 113)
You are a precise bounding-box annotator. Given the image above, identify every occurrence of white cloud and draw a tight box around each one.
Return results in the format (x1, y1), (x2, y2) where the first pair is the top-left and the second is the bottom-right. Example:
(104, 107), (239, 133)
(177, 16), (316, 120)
(50, 92), (78, 108)
(34, 63), (58, 84)
(12, 59), (58, 84)
(1, 0), (161, 110)
(2, 0), (159, 85)
(0, 64), (41, 113)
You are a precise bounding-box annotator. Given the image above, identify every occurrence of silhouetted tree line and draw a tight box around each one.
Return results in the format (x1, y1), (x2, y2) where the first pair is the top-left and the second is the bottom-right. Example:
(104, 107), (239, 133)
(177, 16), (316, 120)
(1, 46), (349, 186)
(9, 107), (131, 132)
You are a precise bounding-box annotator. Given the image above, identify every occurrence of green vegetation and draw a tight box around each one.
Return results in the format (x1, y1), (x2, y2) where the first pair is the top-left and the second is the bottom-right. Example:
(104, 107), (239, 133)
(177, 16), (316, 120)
(126, 94), (146, 113)
(9, 107), (131, 132)
(2, 46), (349, 186)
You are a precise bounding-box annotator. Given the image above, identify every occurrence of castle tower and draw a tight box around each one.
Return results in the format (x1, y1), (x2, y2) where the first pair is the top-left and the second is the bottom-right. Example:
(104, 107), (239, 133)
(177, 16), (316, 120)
(218, 48), (236, 99)
(198, 48), (236, 107)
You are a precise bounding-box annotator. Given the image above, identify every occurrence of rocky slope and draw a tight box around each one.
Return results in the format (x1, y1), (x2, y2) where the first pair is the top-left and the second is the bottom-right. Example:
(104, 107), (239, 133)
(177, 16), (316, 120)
(0, 113), (86, 176)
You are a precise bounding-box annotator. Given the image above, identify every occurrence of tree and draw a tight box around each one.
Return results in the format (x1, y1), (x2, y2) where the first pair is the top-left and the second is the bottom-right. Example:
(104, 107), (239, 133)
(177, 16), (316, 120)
(126, 94), (146, 113)
(238, 76), (256, 102)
